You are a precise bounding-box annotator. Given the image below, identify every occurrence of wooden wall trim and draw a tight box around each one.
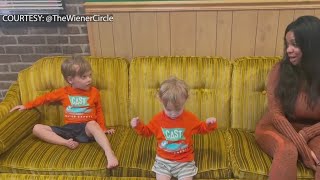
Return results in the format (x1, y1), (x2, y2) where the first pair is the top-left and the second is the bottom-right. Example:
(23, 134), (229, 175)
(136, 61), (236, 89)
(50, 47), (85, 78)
(84, 0), (320, 12)
(85, 1), (320, 59)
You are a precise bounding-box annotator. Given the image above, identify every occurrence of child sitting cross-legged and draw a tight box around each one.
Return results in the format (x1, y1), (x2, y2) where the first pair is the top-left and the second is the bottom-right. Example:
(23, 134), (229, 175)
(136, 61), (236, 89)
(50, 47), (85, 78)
(10, 56), (118, 169)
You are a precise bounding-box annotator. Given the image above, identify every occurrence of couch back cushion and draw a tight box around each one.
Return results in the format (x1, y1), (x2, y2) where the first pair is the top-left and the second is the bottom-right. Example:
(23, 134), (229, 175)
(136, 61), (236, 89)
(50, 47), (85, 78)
(129, 56), (232, 128)
(18, 56), (129, 127)
(231, 56), (281, 132)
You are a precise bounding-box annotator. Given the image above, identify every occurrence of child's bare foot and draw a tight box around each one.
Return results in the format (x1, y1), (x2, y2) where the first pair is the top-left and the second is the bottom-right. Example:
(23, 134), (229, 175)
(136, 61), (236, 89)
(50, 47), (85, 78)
(64, 138), (79, 149)
(105, 151), (118, 169)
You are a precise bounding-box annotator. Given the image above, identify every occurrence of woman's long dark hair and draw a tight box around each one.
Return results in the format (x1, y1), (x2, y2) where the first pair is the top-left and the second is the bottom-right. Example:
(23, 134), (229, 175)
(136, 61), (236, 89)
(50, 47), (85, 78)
(275, 16), (320, 119)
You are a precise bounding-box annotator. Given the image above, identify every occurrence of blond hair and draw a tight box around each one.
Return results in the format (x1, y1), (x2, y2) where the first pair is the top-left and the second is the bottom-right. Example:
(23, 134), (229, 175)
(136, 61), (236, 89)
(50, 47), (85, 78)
(61, 55), (92, 83)
(158, 77), (189, 110)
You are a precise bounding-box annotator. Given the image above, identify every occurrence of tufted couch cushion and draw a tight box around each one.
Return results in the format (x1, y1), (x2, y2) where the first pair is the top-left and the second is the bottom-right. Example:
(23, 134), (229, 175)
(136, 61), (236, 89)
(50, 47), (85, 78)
(125, 56), (233, 179)
(228, 129), (314, 179)
(0, 57), (130, 176)
(17, 56), (129, 127)
(228, 57), (314, 179)
(231, 56), (281, 132)
(0, 126), (129, 176)
(129, 56), (232, 128)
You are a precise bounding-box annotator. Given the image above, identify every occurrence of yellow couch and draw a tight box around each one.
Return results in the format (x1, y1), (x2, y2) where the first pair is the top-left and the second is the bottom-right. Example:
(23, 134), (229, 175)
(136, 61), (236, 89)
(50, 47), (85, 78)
(0, 56), (315, 179)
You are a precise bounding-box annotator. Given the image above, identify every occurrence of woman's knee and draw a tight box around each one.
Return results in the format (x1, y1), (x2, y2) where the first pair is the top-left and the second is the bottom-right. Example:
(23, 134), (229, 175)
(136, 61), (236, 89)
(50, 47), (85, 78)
(256, 130), (298, 158)
(278, 141), (298, 159)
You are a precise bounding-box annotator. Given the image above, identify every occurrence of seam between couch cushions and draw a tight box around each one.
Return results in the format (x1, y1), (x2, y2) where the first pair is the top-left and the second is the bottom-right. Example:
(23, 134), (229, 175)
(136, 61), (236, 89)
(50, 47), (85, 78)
(226, 128), (239, 178)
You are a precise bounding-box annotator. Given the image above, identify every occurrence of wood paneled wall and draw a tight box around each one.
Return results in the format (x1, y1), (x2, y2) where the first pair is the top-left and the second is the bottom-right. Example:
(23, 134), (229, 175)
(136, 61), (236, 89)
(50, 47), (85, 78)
(85, 0), (320, 60)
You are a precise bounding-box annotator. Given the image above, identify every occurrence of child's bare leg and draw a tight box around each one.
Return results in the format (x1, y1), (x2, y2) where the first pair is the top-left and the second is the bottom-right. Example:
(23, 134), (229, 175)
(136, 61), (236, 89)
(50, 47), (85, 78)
(156, 174), (171, 180)
(33, 124), (79, 149)
(85, 121), (118, 169)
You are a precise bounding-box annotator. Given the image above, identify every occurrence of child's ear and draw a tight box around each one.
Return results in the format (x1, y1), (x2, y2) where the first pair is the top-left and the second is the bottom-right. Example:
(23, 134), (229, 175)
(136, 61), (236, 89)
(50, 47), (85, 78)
(67, 76), (73, 84)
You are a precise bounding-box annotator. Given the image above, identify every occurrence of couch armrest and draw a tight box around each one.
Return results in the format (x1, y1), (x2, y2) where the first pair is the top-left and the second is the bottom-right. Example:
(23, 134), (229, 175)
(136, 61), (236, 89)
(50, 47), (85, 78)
(0, 109), (40, 154)
(0, 82), (21, 119)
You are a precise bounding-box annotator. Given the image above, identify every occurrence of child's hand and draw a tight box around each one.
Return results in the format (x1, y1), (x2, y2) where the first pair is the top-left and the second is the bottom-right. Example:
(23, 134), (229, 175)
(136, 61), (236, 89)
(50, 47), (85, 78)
(130, 117), (140, 128)
(105, 129), (115, 135)
(206, 117), (217, 125)
(10, 105), (26, 112)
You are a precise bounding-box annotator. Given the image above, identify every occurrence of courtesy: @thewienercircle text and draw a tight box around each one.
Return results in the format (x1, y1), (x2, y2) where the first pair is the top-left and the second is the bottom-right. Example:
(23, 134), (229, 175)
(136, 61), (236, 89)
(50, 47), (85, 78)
(1, 14), (114, 23)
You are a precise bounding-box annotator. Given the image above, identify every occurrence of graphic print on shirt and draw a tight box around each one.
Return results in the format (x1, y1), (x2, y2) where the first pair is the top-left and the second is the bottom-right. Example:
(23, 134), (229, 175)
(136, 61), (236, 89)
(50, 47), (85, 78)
(66, 95), (92, 115)
(160, 128), (188, 154)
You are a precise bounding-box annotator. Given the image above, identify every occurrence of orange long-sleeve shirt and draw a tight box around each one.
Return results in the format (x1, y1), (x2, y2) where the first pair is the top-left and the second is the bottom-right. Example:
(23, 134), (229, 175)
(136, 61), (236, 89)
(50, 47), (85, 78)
(24, 86), (107, 131)
(134, 111), (217, 162)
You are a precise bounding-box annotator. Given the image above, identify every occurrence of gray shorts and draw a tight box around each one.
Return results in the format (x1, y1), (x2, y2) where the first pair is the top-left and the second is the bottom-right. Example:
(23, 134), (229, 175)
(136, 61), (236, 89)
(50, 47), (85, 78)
(152, 155), (198, 179)
(51, 123), (95, 143)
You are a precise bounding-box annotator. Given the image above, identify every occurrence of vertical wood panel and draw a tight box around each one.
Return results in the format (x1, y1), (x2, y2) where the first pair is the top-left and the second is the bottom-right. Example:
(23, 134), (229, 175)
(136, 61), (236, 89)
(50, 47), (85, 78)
(231, 11), (258, 59)
(157, 12), (171, 56)
(170, 12), (196, 56)
(294, 9), (315, 19)
(255, 10), (279, 56)
(131, 12), (158, 57)
(87, 22), (102, 56)
(196, 11), (217, 56)
(87, 7), (320, 59)
(275, 10), (294, 56)
(216, 11), (232, 59)
(99, 22), (115, 56)
(113, 13), (133, 60)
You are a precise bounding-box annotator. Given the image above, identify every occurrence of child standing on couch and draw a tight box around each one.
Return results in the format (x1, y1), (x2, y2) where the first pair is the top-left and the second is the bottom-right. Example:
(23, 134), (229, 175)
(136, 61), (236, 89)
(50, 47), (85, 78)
(10, 56), (118, 169)
(130, 77), (217, 180)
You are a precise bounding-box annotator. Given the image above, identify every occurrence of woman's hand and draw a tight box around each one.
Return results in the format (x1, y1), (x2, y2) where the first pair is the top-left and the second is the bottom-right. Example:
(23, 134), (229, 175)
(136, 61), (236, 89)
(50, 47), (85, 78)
(311, 150), (320, 166)
(300, 145), (320, 171)
(298, 132), (320, 169)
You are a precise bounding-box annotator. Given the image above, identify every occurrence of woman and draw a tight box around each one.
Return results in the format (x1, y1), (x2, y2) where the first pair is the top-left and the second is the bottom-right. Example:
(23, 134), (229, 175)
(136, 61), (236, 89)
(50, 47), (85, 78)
(255, 15), (320, 180)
